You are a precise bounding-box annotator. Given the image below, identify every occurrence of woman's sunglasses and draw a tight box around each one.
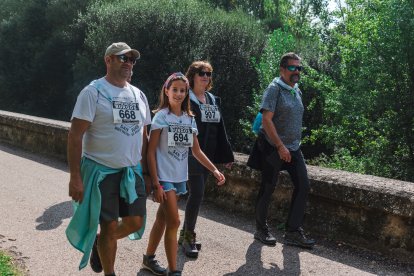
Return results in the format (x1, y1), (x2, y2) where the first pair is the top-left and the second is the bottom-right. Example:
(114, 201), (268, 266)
(198, 71), (212, 77)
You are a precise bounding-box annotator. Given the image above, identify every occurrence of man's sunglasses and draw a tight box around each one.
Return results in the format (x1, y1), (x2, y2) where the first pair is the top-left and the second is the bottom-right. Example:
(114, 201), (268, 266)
(198, 71), (212, 77)
(286, 65), (303, 72)
(116, 54), (138, 65)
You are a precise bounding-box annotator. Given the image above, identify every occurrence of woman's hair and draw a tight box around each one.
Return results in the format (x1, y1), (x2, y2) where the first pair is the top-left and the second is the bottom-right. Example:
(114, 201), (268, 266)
(153, 72), (193, 116)
(185, 60), (213, 91)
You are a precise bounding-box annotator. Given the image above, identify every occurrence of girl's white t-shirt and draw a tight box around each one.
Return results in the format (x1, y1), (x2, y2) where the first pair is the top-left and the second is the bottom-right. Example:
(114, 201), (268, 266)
(150, 108), (198, 182)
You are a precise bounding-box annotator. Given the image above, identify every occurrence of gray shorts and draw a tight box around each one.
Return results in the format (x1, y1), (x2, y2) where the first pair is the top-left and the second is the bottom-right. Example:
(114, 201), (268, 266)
(99, 171), (146, 223)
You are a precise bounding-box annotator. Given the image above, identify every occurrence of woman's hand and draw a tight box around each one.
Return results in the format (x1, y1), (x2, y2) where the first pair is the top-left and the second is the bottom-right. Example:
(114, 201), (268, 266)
(213, 169), (226, 186)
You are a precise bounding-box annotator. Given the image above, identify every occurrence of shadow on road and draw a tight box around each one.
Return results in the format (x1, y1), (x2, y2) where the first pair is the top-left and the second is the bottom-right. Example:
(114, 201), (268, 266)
(35, 201), (73, 230)
(176, 195), (414, 275)
(222, 241), (301, 276)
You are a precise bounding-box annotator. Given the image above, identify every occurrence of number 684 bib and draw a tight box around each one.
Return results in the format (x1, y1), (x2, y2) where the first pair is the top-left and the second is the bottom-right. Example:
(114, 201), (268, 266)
(200, 104), (220, 123)
(112, 101), (142, 124)
(167, 124), (193, 147)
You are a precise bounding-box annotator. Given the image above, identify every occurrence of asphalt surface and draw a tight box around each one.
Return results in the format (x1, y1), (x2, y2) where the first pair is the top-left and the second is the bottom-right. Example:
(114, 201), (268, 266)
(0, 143), (413, 276)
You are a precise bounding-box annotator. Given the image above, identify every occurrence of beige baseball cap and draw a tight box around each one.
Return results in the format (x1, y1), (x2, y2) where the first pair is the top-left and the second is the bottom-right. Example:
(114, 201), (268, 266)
(104, 42), (140, 59)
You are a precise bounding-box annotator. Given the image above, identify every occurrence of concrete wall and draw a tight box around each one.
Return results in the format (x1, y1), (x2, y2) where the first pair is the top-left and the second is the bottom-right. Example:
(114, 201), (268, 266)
(1, 110), (413, 262)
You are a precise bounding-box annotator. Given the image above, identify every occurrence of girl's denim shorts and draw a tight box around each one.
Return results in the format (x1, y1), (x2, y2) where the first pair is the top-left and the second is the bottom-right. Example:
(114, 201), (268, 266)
(159, 181), (187, 196)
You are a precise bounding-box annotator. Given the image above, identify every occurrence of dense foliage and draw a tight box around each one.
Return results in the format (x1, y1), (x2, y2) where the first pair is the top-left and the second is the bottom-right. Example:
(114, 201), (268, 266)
(70, 0), (265, 150)
(309, 0), (414, 180)
(0, 0), (413, 181)
(0, 0), (92, 118)
(0, 0), (265, 150)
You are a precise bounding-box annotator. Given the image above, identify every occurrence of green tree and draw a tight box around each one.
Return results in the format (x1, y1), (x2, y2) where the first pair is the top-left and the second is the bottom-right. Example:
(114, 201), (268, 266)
(239, 28), (296, 152)
(311, 0), (414, 181)
(243, 27), (335, 158)
(0, 0), (93, 119)
(69, 0), (266, 150)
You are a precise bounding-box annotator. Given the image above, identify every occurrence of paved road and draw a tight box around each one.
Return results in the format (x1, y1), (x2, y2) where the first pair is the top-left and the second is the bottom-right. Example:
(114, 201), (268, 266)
(0, 144), (412, 276)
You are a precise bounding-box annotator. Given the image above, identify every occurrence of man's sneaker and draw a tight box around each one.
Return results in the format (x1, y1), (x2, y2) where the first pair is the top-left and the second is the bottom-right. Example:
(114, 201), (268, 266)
(283, 227), (315, 249)
(142, 254), (167, 275)
(178, 229), (201, 250)
(254, 229), (277, 245)
(182, 231), (199, 258)
(168, 270), (182, 276)
(90, 234), (103, 273)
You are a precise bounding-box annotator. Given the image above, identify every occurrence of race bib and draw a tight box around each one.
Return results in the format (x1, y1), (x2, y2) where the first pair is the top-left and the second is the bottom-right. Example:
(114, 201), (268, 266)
(167, 124), (193, 147)
(112, 101), (142, 124)
(200, 104), (220, 123)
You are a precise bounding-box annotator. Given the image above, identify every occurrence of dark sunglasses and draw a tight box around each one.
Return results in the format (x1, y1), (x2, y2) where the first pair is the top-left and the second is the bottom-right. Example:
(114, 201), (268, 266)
(116, 54), (138, 65)
(198, 71), (212, 77)
(286, 65), (303, 72)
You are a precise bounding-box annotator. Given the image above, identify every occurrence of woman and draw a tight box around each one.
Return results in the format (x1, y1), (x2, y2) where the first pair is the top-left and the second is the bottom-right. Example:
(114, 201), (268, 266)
(180, 61), (234, 258)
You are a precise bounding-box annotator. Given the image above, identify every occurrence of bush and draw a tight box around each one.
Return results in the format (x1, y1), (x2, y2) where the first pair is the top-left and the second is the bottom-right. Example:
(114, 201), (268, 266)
(0, 0), (266, 151)
(69, 0), (266, 151)
(0, 0), (93, 119)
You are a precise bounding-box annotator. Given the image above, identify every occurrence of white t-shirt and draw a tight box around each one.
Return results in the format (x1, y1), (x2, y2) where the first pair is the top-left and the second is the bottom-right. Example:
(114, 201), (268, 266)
(71, 77), (151, 168)
(150, 108), (198, 182)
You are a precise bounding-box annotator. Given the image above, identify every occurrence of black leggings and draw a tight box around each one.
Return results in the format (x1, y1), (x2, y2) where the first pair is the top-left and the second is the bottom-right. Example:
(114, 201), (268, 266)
(183, 171), (209, 232)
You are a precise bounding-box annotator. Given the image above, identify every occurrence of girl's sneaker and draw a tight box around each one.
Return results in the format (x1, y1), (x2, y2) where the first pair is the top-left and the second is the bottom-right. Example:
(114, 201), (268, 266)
(142, 254), (167, 275)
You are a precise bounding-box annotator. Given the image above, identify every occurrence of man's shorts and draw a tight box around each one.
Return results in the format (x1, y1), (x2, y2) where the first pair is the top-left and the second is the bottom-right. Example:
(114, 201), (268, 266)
(160, 181), (187, 196)
(99, 171), (146, 222)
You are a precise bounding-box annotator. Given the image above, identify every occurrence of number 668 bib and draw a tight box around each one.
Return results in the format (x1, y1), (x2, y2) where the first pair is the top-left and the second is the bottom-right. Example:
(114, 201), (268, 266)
(167, 124), (193, 147)
(112, 101), (142, 124)
(200, 104), (220, 123)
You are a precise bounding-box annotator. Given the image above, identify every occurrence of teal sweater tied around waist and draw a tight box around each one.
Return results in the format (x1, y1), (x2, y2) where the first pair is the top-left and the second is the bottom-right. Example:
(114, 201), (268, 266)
(65, 157), (146, 270)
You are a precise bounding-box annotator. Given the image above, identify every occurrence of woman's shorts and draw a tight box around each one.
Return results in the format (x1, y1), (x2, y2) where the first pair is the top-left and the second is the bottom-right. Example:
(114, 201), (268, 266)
(160, 181), (187, 196)
(99, 171), (147, 223)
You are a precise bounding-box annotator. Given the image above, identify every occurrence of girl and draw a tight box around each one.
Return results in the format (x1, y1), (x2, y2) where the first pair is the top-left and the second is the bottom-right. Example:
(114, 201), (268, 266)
(142, 72), (225, 276)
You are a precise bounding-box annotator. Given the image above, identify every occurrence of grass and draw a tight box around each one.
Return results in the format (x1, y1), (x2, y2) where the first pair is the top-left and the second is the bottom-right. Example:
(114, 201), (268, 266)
(0, 251), (22, 276)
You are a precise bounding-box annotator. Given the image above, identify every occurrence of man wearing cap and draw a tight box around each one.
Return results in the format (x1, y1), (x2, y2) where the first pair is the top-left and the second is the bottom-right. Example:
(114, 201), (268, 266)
(66, 42), (151, 276)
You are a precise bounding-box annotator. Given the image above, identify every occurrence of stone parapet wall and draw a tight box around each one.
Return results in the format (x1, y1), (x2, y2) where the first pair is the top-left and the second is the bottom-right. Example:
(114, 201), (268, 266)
(1, 110), (413, 262)
(208, 154), (414, 262)
(0, 110), (70, 161)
